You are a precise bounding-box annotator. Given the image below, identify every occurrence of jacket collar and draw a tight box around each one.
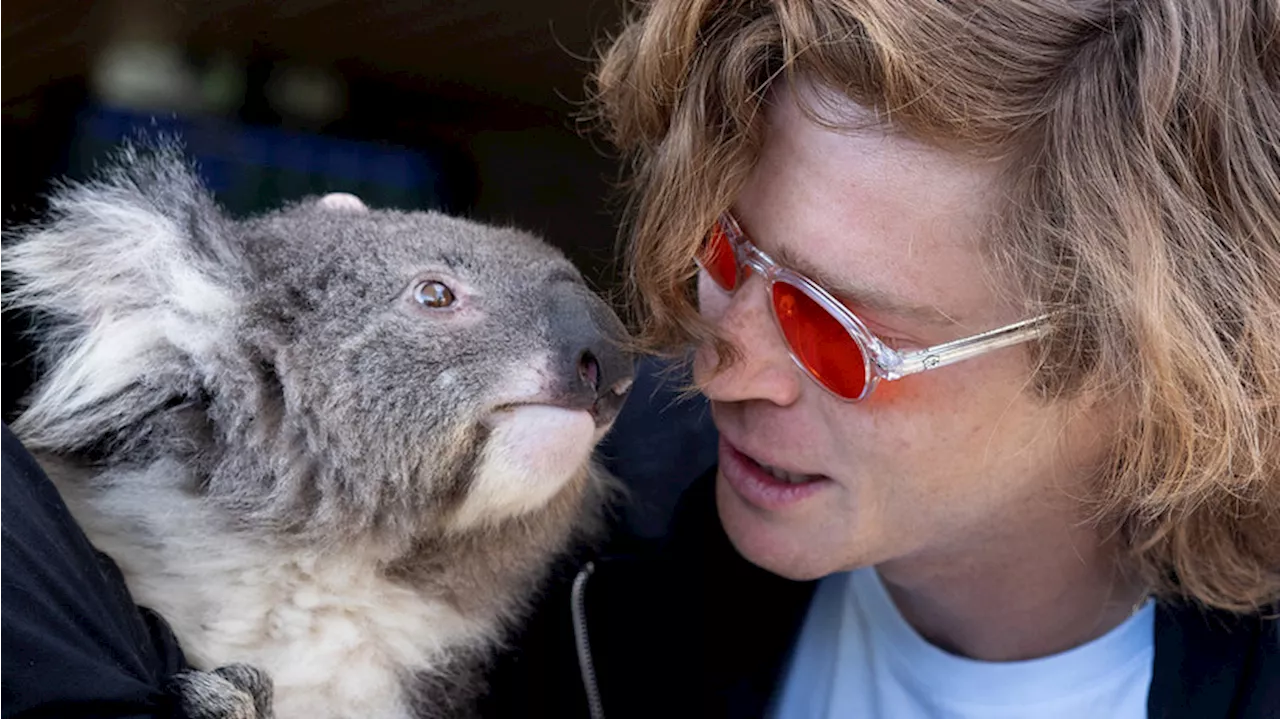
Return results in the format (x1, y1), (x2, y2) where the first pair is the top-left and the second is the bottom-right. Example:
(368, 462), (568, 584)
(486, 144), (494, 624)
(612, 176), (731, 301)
(583, 468), (1276, 719)
(584, 467), (816, 718)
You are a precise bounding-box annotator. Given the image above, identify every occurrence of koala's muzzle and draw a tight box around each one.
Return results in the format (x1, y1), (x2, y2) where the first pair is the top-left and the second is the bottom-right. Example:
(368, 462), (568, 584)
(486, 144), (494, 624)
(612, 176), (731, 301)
(546, 280), (634, 427)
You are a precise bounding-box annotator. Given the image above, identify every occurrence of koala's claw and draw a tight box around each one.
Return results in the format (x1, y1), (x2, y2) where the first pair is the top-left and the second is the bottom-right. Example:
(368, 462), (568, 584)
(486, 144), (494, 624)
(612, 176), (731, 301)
(167, 663), (275, 719)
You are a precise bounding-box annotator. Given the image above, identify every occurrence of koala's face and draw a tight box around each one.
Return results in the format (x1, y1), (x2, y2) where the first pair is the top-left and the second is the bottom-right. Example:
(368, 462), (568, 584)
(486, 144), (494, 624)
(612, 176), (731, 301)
(234, 195), (633, 534)
(7, 142), (630, 550)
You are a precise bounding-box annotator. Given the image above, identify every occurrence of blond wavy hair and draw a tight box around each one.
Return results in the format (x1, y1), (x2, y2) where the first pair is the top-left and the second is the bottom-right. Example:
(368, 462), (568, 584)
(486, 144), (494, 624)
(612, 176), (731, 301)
(590, 0), (1280, 612)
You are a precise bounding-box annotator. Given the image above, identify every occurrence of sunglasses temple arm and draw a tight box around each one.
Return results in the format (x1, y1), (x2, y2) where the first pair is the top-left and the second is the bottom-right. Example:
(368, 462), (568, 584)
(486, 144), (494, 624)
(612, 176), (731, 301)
(879, 315), (1053, 380)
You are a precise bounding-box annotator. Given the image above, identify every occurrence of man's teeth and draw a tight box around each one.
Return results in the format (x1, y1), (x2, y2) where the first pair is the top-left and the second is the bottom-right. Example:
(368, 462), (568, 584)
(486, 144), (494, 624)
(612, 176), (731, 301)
(760, 462), (812, 484)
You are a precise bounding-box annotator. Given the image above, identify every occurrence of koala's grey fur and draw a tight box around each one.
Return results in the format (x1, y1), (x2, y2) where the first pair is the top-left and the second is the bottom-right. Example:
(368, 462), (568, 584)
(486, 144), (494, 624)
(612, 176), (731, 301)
(4, 141), (633, 719)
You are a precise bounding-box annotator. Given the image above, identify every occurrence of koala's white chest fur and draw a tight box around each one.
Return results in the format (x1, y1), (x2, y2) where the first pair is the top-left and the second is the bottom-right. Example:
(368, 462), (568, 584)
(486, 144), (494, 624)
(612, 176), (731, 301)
(173, 552), (479, 719)
(56, 462), (488, 719)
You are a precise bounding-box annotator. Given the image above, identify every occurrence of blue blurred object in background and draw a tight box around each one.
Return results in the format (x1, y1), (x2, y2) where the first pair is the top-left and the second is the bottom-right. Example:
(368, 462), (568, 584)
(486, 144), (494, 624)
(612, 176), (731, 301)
(72, 103), (458, 216)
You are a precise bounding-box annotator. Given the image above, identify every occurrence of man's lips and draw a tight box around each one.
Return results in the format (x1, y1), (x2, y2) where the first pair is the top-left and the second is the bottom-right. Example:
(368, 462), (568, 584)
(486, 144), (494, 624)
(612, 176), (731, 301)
(718, 435), (832, 511)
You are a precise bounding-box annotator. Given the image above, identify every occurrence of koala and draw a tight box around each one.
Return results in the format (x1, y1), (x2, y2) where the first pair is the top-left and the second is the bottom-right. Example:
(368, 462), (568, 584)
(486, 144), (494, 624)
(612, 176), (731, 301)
(4, 142), (634, 718)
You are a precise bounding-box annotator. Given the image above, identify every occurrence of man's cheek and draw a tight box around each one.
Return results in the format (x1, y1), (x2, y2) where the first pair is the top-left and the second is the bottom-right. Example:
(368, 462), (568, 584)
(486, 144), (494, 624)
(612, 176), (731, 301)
(692, 341), (720, 388)
(857, 373), (934, 411)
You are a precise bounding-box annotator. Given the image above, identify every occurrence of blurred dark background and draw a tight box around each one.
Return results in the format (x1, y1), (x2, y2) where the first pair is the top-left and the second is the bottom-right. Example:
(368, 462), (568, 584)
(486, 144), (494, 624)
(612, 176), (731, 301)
(3, 0), (633, 419)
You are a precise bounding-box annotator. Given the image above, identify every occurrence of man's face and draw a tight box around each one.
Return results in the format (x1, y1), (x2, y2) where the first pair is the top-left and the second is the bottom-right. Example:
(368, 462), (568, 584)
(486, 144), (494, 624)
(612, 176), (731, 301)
(697, 85), (1115, 581)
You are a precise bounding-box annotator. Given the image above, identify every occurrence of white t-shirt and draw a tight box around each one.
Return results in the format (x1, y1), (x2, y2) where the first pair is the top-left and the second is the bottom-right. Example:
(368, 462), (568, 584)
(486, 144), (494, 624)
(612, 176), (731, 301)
(772, 567), (1154, 719)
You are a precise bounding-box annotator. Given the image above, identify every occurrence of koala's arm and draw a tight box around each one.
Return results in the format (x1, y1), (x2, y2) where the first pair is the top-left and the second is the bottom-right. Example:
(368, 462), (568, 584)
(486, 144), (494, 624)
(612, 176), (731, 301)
(168, 665), (275, 719)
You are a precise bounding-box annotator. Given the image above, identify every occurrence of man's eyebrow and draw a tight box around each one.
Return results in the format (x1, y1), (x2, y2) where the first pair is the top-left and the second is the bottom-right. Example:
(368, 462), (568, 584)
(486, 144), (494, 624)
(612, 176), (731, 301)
(771, 244), (962, 328)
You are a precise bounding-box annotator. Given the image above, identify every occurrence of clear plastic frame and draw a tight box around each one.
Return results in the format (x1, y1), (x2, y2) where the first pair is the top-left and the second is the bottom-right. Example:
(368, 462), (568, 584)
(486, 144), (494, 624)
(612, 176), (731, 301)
(698, 212), (1051, 402)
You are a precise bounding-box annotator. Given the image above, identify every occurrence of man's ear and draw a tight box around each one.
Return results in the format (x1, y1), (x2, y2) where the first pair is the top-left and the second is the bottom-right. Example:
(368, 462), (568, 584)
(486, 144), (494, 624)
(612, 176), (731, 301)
(5, 139), (248, 454)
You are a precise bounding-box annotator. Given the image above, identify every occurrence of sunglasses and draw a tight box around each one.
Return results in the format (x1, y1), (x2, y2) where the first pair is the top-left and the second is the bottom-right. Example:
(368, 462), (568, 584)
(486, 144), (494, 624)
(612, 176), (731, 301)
(697, 212), (1052, 401)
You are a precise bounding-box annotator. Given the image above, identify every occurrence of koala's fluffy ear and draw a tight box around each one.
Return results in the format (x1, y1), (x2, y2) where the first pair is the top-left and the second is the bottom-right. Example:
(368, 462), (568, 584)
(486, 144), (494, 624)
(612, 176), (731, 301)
(5, 140), (247, 454)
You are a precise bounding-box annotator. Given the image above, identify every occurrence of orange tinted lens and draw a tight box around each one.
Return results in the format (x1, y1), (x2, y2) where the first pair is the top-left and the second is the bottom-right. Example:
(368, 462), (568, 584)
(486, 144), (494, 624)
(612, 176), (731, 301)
(700, 223), (739, 291)
(772, 280), (868, 399)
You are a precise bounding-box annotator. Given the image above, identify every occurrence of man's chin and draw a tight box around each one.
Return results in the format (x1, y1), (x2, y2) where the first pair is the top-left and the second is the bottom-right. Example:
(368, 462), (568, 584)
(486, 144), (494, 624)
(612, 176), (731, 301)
(714, 472), (841, 582)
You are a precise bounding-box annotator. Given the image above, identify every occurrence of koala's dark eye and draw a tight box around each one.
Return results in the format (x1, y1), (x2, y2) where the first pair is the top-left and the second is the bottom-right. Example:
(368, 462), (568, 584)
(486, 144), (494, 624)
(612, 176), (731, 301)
(414, 281), (455, 308)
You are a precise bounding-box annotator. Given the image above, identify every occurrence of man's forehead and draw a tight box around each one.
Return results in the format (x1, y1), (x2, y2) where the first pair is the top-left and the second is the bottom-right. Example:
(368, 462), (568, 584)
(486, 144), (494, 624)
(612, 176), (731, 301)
(744, 83), (1015, 330)
(771, 81), (1005, 199)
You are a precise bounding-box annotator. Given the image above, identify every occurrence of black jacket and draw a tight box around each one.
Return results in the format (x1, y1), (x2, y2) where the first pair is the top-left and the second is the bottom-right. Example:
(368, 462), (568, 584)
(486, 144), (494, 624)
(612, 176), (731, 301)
(1, 424), (190, 719)
(482, 469), (1280, 718)
(480, 361), (1280, 719)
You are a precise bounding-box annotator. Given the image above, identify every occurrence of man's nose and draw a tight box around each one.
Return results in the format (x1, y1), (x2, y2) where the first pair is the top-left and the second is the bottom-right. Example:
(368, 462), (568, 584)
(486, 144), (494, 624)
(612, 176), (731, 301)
(694, 270), (803, 407)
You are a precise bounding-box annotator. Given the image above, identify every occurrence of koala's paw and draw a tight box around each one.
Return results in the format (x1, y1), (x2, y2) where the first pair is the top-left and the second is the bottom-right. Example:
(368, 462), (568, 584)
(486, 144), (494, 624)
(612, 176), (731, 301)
(167, 663), (275, 719)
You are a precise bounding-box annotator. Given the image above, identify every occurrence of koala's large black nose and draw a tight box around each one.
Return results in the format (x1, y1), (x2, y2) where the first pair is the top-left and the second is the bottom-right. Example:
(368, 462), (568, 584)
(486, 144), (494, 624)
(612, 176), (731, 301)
(547, 280), (635, 427)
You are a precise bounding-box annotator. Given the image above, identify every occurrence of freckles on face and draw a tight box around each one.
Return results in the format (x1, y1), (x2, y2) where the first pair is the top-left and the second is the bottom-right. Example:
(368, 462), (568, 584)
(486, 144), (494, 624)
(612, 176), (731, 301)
(697, 81), (1100, 579)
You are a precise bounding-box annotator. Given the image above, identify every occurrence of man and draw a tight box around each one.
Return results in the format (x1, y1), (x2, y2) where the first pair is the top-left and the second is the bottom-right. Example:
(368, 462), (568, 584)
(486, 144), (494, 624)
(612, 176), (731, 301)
(482, 1), (1280, 716)
(4, 2), (1278, 717)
